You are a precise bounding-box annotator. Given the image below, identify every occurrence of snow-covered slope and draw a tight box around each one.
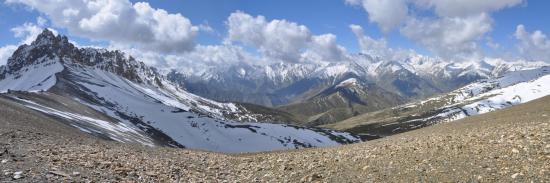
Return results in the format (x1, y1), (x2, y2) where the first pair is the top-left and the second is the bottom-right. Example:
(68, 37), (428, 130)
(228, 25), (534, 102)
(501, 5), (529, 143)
(407, 66), (550, 123)
(0, 29), (360, 153)
(0, 57), (63, 92)
(328, 66), (550, 136)
(434, 66), (550, 120)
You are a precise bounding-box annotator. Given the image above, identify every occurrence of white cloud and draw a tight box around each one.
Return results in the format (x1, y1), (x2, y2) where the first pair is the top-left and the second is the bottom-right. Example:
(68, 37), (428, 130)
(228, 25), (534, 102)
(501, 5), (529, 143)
(119, 43), (259, 74)
(175, 44), (256, 67)
(122, 11), (351, 72)
(303, 34), (348, 62)
(350, 24), (389, 55)
(226, 11), (311, 62)
(357, 0), (408, 33)
(6, 0), (199, 53)
(346, 0), (523, 60)
(344, 0), (362, 6)
(36, 16), (48, 26)
(345, 0), (408, 33)
(198, 23), (214, 33)
(400, 13), (492, 59)
(11, 22), (43, 45)
(226, 11), (347, 62)
(514, 25), (550, 61)
(414, 0), (524, 18)
(349, 24), (415, 61)
(0, 45), (18, 66)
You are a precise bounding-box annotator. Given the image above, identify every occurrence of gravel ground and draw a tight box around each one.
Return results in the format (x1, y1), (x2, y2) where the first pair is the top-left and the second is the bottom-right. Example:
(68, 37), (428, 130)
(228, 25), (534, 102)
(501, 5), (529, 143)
(1, 96), (549, 182)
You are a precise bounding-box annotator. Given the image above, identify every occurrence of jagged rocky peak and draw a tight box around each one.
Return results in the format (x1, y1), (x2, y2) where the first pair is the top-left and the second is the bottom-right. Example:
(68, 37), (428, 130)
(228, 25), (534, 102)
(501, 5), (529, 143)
(4, 28), (162, 84)
(31, 28), (68, 46)
(7, 29), (76, 72)
(27, 29), (73, 53)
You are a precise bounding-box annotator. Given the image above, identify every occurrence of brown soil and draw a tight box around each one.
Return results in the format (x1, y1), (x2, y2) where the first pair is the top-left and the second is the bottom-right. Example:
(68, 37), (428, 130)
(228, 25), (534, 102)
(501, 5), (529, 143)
(1, 96), (549, 182)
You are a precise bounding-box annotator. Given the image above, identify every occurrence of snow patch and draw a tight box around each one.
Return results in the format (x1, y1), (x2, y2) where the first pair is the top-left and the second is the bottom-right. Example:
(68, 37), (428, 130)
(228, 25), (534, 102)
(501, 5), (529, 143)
(336, 78), (358, 88)
(0, 57), (63, 93)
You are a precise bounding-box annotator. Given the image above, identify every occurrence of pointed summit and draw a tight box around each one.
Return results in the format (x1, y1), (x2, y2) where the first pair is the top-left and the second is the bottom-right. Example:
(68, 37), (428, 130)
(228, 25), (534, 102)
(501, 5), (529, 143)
(31, 28), (57, 46)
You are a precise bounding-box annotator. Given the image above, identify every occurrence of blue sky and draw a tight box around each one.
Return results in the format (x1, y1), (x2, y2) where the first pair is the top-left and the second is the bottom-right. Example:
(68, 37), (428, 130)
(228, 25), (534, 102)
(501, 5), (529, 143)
(1, 0), (550, 66)
(489, 1), (549, 49)
(139, 0), (400, 53)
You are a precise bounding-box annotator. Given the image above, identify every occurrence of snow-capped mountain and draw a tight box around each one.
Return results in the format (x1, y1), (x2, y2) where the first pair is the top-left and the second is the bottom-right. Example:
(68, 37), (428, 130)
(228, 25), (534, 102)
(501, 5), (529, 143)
(0, 29), (360, 153)
(169, 51), (546, 108)
(327, 66), (550, 137)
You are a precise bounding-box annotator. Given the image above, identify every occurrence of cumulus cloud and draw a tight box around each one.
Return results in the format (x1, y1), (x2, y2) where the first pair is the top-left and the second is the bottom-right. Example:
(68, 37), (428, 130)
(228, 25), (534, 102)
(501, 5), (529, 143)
(6, 0), (199, 53)
(120, 43), (259, 74)
(346, 0), (523, 60)
(122, 11), (351, 71)
(400, 13), (492, 59)
(11, 22), (43, 45)
(350, 24), (389, 55)
(303, 34), (348, 62)
(0, 45), (18, 66)
(226, 11), (347, 62)
(226, 11), (311, 62)
(36, 16), (48, 26)
(514, 25), (550, 61)
(348, 0), (408, 33)
(350, 24), (415, 61)
(414, 0), (524, 18)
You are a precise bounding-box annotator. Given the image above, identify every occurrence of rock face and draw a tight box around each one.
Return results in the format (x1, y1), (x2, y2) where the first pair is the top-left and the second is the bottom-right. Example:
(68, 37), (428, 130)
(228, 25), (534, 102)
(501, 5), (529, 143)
(279, 77), (403, 126)
(3, 29), (159, 85)
(0, 29), (361, 153)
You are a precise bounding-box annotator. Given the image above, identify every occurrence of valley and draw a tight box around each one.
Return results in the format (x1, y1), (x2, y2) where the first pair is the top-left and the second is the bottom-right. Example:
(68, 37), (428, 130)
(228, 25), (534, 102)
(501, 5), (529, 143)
(169, 51), (547, 126)
(1, 89), (549, 182)
(326, 66), (550, 137)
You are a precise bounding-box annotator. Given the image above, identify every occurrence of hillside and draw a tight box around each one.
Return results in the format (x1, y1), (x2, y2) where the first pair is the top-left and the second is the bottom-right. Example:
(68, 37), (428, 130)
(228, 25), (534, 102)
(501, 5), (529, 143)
(325, 66), (550, 138)
(1, 94), (549, 182)
(278, 78), (403, 126)
(0, 29), (360, 153)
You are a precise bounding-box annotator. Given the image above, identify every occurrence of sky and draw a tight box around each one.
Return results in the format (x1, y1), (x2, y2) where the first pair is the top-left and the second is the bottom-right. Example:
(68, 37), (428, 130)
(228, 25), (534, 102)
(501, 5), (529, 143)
(1, 0), (549, 69)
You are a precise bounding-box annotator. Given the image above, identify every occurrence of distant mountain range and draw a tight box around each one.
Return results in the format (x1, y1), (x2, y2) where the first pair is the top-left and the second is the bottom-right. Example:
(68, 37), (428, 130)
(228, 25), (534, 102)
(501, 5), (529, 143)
(167, 46), (547, 125)
(0, 29), (360, 153)
(326, 66), (550, 138)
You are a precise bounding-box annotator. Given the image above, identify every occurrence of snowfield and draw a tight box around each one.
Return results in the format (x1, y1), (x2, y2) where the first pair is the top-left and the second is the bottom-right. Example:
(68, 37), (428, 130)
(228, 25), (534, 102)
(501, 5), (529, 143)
(11, 96), (156, 147)
(62, 66), (360, 152)
(398, 66), (550, 125)
(0, 30), (361, 153)
(0, 56), (63, 93)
